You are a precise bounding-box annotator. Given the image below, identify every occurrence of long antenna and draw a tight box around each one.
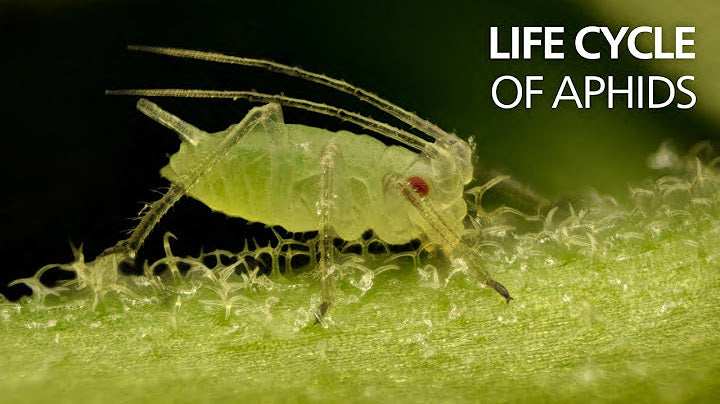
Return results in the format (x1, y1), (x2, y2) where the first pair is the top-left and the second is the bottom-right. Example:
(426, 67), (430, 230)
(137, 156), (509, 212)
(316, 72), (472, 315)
(106, 88), (430, 152)
(127, 46), (449, 141)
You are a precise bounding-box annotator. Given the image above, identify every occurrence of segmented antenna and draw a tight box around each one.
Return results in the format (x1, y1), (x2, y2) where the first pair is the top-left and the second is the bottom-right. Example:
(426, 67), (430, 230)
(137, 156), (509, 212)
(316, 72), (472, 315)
(127, 46), (449, 141)
(107, 88), (430, 152)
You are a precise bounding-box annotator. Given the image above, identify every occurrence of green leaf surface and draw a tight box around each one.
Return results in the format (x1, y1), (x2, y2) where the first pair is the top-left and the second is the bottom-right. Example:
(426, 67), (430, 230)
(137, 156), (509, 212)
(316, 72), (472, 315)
(3, 162), (719, 403)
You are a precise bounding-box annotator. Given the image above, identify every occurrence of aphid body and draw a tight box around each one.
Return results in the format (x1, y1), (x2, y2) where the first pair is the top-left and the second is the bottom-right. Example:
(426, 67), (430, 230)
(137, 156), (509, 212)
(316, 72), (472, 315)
(163, 105), (470, 244)
(104, 46), (516, 321)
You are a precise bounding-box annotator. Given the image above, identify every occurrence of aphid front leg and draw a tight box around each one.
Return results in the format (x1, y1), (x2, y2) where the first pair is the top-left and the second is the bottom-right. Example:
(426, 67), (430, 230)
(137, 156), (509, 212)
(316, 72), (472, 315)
(314, 142), (342, 324)
(383, 173), (513, 303)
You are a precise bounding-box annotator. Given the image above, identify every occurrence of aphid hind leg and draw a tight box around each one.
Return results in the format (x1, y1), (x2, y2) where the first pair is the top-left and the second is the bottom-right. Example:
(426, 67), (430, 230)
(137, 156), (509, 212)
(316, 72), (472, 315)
(101, 182), (186, 260)
(383, 173), (513, 303)
(100, 100), (278, 261)
(313, 142), (342, 325)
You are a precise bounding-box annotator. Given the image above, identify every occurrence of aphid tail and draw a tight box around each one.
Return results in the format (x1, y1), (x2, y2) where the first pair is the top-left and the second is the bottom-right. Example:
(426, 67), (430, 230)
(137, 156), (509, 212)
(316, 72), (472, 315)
(136, 98), (206, 146)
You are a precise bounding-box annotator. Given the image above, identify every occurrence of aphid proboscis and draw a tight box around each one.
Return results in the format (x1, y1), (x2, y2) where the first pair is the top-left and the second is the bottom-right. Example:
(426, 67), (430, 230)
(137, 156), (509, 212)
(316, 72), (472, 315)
(103, 46), (519, 322)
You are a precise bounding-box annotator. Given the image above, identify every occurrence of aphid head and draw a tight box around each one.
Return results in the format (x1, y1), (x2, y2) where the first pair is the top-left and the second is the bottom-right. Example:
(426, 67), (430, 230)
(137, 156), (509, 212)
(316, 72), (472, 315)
(391, 133), (472, 240)
(425, 133), (474, 195)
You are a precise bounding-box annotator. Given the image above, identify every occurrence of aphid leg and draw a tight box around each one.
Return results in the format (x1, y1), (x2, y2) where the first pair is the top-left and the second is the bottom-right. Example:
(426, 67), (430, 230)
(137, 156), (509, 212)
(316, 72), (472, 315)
(314, 142), (342, 324)
(100, 99), (280, 262)
(475, 169), (555, 215)
(383, 173), (513, 303)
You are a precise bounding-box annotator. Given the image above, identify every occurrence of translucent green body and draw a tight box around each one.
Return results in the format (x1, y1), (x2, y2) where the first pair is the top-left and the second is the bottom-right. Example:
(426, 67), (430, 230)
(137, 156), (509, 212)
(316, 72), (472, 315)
(160, 106), (467, 244)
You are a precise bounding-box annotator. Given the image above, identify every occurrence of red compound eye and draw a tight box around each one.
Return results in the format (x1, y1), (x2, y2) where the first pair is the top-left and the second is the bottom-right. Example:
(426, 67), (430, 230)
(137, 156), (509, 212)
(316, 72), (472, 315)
(407, 175), (429, 197)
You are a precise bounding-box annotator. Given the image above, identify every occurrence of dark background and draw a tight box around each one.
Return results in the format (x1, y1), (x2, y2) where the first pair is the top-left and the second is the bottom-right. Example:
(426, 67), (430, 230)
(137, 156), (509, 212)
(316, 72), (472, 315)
(1, 0), (717, 299)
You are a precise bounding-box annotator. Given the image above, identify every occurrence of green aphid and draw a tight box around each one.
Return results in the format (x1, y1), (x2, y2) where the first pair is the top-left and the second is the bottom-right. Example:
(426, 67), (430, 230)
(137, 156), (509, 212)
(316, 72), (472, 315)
(103, 46), (533, 321)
